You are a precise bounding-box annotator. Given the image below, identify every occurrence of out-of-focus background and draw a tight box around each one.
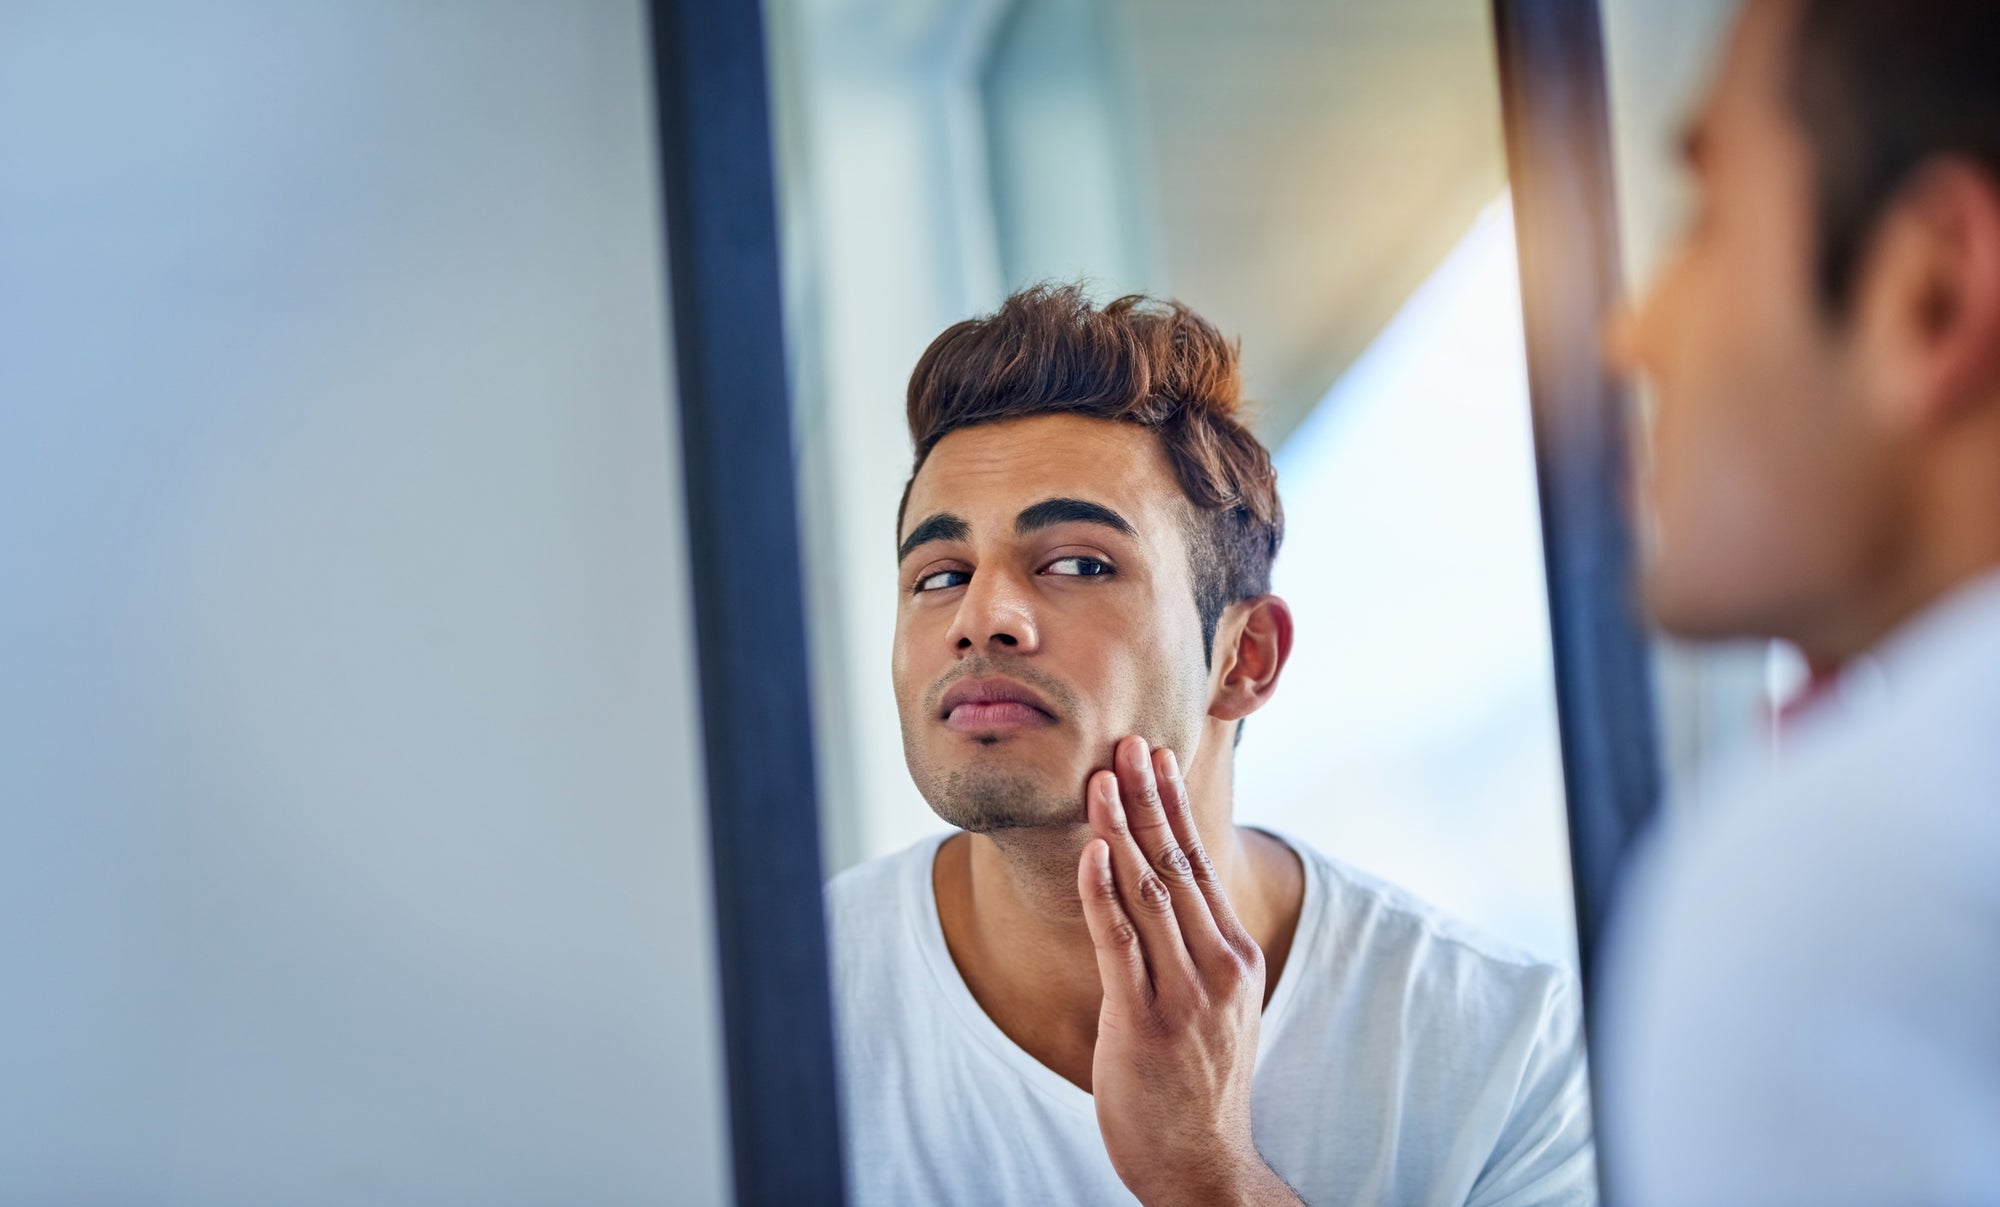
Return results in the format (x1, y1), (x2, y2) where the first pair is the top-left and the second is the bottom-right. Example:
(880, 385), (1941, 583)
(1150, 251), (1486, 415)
(777, 0), (1753, 968)
(2, 5), (728, 1203)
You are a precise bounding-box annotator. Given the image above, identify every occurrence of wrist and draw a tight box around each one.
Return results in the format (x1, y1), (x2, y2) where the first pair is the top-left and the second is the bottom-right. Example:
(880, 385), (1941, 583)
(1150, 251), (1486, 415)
(1156, 1152), (1302, 1207)
(1226, 1158), (1305, 1207)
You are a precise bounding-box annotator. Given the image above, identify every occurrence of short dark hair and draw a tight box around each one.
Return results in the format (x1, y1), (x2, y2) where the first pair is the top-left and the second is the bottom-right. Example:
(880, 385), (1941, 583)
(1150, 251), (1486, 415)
(900, 284), (1284, 663)
(1788, 0), (2000, 313)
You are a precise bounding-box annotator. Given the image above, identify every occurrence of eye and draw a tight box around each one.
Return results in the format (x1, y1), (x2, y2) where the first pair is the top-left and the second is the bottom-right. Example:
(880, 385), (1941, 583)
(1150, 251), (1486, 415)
(913, 568), (970, 593)
(1042, 555), (1113, 578)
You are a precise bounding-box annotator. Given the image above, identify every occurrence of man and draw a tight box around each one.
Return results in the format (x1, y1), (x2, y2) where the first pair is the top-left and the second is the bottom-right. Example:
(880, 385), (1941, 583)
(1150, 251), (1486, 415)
(1601, 1), (2000, 1202)
(827, 285), (1595, 1205)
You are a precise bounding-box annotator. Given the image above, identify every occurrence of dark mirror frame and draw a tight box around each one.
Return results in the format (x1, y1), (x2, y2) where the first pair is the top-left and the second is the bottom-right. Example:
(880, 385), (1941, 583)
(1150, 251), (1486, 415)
(649, 1), (847, 1204)
(1492, 0), (1664, 1011)
(649, 2), (1661, 1203)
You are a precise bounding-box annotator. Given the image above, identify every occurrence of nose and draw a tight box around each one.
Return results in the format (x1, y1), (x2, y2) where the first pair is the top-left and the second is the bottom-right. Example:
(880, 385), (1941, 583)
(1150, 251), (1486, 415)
(944, 567), (1040, 654)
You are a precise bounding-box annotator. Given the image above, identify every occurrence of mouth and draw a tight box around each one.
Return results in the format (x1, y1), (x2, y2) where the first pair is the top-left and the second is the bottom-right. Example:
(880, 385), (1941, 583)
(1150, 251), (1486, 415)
(937, 676), (1059, 734)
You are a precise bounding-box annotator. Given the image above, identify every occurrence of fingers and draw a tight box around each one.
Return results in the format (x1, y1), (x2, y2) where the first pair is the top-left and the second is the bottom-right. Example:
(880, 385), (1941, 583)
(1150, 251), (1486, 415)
(1111, 738), (1236, 971)
(1089, 763), (1199, 991)
(1077, 838), (1150, 1010)
(1151, 744), (1255, 953)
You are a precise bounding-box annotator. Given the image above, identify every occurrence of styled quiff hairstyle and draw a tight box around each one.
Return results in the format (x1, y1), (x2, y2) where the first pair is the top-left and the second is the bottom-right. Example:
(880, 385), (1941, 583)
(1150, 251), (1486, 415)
(900, 284), (1284, 663)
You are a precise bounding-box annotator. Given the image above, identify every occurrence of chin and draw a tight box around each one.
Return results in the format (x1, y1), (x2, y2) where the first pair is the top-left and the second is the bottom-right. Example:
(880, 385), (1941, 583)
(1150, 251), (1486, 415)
(912, 744), (1089, 834)
(1640, 554), (1791, 645)
(1641, 562), (1729, 641)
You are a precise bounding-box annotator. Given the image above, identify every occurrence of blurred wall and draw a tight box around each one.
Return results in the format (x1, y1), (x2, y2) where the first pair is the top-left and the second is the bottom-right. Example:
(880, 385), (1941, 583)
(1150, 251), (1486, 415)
(0, 4), (730, 1204)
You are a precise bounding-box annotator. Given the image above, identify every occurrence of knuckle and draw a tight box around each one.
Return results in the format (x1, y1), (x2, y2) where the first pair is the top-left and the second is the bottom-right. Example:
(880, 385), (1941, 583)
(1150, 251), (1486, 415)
(1239, 944), (1267, 981)
(1214, 957), (1261, 1004)
(1186, 844), (1219, 882)
(1109, 920), (1141, 950)
(1152, 842), (1193, 883)
(1135, 871), (1174, 913)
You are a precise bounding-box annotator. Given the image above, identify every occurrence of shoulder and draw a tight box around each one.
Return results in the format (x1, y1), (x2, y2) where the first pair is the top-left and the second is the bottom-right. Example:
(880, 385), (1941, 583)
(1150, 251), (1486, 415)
(1294, 839), (1578, 1017)
(824, 836), (932, 916)
(1637, 651), (2000, 959)
(1277, 837), (1585, 1099)
(822, 834), (948, 981)
(1608, 612), (2000, 1033)
(1262, 839), (1595, 1204)
(1600, 690), (2000, 1202)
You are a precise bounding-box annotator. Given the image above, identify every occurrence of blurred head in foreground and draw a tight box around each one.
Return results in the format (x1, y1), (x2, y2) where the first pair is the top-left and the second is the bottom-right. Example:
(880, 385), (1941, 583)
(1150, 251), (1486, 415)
(1612, 0), (2000, 664)
(890, 285), (1290, 834)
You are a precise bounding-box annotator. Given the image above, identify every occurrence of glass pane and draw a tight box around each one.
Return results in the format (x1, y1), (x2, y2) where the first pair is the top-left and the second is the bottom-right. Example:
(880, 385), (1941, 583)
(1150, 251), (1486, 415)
(772, 0), (1594, 1199)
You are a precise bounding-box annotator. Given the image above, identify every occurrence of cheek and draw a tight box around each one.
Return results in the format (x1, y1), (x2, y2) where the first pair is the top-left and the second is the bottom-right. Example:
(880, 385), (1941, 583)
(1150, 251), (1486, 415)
(889, 614), (927, 716)
(1645, 246), (1813, 531)
(1108, 598), (1212, 740)
(1644, 338), (1878, 633)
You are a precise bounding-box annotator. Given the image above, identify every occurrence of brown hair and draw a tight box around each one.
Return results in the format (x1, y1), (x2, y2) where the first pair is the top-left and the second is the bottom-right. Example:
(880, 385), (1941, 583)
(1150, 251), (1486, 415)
(900, 284), (1284, 662)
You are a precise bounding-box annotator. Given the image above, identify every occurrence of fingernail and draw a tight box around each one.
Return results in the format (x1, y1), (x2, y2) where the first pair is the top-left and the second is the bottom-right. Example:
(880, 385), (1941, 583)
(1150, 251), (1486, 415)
(1127, 736), (1150, 769)
(1092, 841), (1110, 871)
(1163, 749), (1180, 781)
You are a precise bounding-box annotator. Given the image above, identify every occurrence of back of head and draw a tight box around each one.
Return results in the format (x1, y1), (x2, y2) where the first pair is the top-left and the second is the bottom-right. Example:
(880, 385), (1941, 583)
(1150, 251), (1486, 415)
(902, 284), (1284, 659)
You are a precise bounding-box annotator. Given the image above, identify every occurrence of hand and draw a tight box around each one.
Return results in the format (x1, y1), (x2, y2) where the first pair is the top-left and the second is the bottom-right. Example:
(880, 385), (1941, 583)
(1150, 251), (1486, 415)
(1077, 736), (1304, 1207)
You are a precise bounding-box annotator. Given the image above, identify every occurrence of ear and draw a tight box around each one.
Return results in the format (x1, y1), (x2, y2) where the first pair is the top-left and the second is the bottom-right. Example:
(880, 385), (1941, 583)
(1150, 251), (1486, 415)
(1853, 160), (2000, 434)
(1207, 594), (1294, 722)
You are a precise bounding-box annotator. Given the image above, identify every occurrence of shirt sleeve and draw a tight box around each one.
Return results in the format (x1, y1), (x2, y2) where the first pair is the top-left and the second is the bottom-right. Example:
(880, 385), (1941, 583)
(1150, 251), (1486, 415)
(1463, 970), (1600, 1207)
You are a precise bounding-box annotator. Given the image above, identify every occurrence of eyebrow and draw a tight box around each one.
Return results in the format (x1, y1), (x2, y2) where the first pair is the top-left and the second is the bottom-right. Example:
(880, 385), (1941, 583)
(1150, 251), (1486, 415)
(1015, 497), (1136, 539)
(897, 512), (970, 562)
(896, 498), (1137, 563)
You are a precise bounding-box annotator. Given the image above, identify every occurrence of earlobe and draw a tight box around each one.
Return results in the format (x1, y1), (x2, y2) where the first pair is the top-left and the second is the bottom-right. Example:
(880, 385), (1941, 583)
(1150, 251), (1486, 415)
(1207, 595), (1294, 722)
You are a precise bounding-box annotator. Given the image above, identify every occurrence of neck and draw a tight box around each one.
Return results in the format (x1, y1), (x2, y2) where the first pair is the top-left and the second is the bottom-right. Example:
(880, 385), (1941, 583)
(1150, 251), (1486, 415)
(931, 720), (1304, 1090)
(1795, 427), (2000, 668)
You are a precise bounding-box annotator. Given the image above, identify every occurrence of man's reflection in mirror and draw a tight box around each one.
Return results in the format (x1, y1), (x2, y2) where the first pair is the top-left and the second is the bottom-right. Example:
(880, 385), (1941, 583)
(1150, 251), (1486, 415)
(826, 285), (1597, 1205)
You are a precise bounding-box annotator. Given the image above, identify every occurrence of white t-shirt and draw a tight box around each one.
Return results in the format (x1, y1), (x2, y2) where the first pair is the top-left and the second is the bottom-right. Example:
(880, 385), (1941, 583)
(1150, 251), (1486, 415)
(827, 832), (1596, 1206)
(1601, 570), (2000, 1206)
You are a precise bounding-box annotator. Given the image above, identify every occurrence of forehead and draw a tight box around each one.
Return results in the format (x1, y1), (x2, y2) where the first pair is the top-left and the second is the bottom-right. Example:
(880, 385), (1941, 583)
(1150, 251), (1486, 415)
(1698, 0), (1799, 148)
(903, 413), (1186, 541)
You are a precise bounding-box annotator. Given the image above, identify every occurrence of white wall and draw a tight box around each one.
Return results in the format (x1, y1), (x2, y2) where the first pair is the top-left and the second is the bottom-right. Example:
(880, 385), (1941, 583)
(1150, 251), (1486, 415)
(0, 5), (731, 1204)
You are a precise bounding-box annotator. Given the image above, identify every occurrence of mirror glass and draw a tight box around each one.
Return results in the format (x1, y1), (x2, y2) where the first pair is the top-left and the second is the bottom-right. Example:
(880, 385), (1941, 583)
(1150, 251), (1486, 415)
(775, 0), (1575, 959)
(771, 0), (1587, 1197)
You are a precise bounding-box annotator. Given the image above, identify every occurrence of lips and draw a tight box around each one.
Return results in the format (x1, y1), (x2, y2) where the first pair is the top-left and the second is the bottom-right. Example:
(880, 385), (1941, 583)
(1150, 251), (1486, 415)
(938, 676), (1058, 733)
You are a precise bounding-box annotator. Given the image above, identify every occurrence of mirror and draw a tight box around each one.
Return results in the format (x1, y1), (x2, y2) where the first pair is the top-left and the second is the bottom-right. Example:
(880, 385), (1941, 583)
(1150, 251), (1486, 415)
(776, 0), (1576, 959)
(769, 0), (1594, 1201)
